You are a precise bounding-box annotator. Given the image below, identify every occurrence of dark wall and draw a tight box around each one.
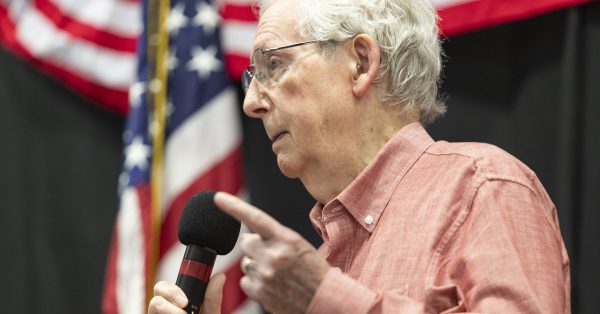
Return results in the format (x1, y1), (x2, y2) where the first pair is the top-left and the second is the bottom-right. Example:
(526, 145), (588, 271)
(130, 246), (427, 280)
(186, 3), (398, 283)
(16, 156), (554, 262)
(0, 48), (124, 312)
(0, 3), (598, 313)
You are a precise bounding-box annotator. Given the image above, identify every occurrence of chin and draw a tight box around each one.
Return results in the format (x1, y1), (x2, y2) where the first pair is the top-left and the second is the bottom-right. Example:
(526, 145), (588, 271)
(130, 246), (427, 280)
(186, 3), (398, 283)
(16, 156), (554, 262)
(276, 156), (301, 179)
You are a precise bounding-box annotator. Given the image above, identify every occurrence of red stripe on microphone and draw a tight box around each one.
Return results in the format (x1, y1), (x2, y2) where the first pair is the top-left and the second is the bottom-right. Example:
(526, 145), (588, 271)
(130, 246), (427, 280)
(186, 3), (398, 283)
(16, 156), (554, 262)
(179, 259), (213, 282)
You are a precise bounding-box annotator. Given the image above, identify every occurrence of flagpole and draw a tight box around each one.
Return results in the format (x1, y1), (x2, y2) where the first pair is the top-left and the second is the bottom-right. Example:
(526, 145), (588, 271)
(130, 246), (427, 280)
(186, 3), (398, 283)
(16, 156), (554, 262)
(147, 0), (170, 309)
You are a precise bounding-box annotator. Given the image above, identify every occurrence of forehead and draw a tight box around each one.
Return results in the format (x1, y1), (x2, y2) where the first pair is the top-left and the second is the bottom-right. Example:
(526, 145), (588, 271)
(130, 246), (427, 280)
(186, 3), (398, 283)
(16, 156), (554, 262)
(253, 0), (303, 49)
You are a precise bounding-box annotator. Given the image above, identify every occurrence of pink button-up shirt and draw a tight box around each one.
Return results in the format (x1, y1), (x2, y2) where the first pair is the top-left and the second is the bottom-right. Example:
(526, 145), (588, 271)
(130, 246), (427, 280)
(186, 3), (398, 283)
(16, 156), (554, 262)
(307, 123), (570, 313)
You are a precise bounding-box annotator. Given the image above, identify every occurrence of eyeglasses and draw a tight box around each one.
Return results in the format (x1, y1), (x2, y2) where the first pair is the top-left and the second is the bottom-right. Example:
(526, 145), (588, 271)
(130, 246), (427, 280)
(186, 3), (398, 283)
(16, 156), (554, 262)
(242, 40), (328, 94)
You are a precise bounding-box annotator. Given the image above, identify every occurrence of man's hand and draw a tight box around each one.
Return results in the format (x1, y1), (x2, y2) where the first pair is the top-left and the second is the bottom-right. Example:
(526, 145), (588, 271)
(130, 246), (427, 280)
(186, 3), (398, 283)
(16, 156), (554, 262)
(214, 192), (331, 314)
(148, 273), (225, 314)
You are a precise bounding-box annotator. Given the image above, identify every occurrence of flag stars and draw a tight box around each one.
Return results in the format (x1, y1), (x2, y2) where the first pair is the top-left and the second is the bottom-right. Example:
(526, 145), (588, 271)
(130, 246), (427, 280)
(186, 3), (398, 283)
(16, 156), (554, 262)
(129, 82), (146, 108)
(187, 46), (221, 79)
(192, 2), (220, 35)
(168, 49), (179, 71)
(167, 2), (188, 35)
(124, 136), (151, 170)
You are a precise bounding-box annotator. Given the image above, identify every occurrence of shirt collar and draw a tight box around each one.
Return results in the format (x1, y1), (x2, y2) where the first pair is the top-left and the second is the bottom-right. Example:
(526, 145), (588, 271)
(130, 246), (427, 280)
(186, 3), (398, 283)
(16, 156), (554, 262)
(310, 122), (434, 234)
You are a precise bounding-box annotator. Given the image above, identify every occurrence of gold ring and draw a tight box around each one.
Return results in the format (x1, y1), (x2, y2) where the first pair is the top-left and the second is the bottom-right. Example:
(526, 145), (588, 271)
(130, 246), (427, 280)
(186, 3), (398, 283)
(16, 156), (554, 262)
(240, 256), (252, 275)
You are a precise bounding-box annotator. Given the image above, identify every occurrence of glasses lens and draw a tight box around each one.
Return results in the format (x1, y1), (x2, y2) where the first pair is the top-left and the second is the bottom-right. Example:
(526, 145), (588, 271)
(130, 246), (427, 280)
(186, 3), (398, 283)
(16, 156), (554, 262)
(242, 68), (252, 94)
(252, 48), (267, 83)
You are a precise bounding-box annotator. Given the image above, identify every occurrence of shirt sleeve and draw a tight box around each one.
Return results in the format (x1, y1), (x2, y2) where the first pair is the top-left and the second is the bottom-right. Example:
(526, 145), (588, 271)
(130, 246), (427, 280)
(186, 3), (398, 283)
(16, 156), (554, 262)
(308, 266), (428, 313)
(306, 179), (570, 314)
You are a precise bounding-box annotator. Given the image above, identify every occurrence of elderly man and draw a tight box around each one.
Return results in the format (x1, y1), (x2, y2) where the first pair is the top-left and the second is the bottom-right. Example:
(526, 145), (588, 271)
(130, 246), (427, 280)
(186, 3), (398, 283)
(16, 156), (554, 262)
(150, 0), (570, 313)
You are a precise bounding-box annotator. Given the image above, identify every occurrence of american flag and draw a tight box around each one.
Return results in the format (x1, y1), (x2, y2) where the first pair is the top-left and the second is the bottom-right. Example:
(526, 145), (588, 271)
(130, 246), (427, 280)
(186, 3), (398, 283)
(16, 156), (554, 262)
(0, 0), (591, 115)
(101, 0), (255, 313)
(0, 0), (591, 313)
(0, 0), (260, 115)
(0, 0), (140, 114)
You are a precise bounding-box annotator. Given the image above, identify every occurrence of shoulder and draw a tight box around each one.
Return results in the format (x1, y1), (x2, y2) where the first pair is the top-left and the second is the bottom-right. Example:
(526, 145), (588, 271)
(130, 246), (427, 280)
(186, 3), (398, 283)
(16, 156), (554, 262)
(424, 141), (561, 246)
(424, 140), (537, 188)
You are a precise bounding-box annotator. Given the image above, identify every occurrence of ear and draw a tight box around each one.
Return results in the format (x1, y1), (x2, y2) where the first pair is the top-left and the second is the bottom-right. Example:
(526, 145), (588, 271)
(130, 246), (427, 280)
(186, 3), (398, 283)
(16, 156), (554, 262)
(350, 34), (381, 98)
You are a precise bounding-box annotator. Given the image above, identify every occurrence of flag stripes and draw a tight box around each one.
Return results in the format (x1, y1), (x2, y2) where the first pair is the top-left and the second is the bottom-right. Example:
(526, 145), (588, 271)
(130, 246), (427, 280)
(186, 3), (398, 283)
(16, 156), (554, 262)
(34, 0), (138, 51)
(101, 0), (252, 312)
(0, 0), (136, 114)
(437, 0), (590, 36)
(159, 147), (244, 257)
(0, 0), (590, 114)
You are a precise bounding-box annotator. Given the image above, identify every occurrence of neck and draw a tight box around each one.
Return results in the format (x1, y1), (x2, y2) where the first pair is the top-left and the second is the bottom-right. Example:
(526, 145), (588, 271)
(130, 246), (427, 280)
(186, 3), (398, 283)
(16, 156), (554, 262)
(301, 104), (419, 205)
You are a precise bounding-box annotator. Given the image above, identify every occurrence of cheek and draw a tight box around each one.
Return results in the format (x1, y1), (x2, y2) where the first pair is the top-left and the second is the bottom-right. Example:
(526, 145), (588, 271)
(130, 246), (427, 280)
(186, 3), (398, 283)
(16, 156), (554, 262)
(277, 64), (339, 148)
(279, 60), (319, 99)
(295, 115), (321, 144)
(282, 80), (301, 97)
(279, 71), (304, 98)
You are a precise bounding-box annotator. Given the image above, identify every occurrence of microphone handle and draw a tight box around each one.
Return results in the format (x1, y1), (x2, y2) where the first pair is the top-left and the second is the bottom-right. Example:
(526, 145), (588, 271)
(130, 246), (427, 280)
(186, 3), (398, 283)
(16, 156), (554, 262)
(176, 245), (217, 314)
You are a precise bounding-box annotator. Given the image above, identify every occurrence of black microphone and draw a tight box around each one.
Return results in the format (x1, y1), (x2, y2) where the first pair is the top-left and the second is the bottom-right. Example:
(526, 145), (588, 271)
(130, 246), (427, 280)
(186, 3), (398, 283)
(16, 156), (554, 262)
(176, 190), (241, 314)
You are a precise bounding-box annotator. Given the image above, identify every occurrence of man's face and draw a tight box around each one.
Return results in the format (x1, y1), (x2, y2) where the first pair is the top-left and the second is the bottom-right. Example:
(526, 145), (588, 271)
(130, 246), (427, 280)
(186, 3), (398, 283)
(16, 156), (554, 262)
(242, 0), (360, 181)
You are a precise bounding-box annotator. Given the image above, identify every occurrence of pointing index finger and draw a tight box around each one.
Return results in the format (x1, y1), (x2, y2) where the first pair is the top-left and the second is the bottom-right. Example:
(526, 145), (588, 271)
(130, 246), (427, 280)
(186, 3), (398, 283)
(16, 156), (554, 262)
(214, 192), (281, 240)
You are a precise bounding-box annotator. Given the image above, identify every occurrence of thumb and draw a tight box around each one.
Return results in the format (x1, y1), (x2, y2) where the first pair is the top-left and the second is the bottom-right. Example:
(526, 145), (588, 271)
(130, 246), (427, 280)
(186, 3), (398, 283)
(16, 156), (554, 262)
(202, 272), (226, 314)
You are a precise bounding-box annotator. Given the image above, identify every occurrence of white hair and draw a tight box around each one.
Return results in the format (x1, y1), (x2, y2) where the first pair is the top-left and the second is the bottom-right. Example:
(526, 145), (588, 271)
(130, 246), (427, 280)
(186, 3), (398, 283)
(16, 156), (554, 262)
(256, 0), (446, 124)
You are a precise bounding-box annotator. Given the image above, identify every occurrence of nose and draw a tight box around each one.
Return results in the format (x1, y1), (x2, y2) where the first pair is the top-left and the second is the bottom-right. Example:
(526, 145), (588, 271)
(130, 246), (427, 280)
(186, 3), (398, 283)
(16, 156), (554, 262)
(242, 81), (270, 118)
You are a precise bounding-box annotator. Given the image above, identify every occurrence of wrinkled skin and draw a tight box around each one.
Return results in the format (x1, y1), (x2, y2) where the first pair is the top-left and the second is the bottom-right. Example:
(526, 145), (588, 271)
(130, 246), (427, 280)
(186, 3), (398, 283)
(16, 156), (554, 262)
(215, 192), (331, 314)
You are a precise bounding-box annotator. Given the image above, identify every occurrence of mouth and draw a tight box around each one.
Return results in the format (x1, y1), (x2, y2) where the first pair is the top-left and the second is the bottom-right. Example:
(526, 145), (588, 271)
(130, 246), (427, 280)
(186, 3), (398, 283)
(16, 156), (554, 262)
(270, 131), (288, 143)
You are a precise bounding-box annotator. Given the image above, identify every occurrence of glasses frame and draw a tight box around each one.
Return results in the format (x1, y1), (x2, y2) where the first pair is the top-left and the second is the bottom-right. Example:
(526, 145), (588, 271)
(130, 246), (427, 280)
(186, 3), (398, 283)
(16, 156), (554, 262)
(242, 39), (328, 94)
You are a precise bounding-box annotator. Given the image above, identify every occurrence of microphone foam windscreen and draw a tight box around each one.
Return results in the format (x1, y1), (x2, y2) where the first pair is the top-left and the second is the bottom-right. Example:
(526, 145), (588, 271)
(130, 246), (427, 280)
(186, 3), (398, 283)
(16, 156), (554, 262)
(178, 190), (241, 255)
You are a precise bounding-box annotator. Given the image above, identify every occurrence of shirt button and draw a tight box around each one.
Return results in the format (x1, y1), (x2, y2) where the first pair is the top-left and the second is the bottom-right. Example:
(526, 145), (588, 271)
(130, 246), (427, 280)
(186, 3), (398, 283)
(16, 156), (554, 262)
(364, 215), (374, 225)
